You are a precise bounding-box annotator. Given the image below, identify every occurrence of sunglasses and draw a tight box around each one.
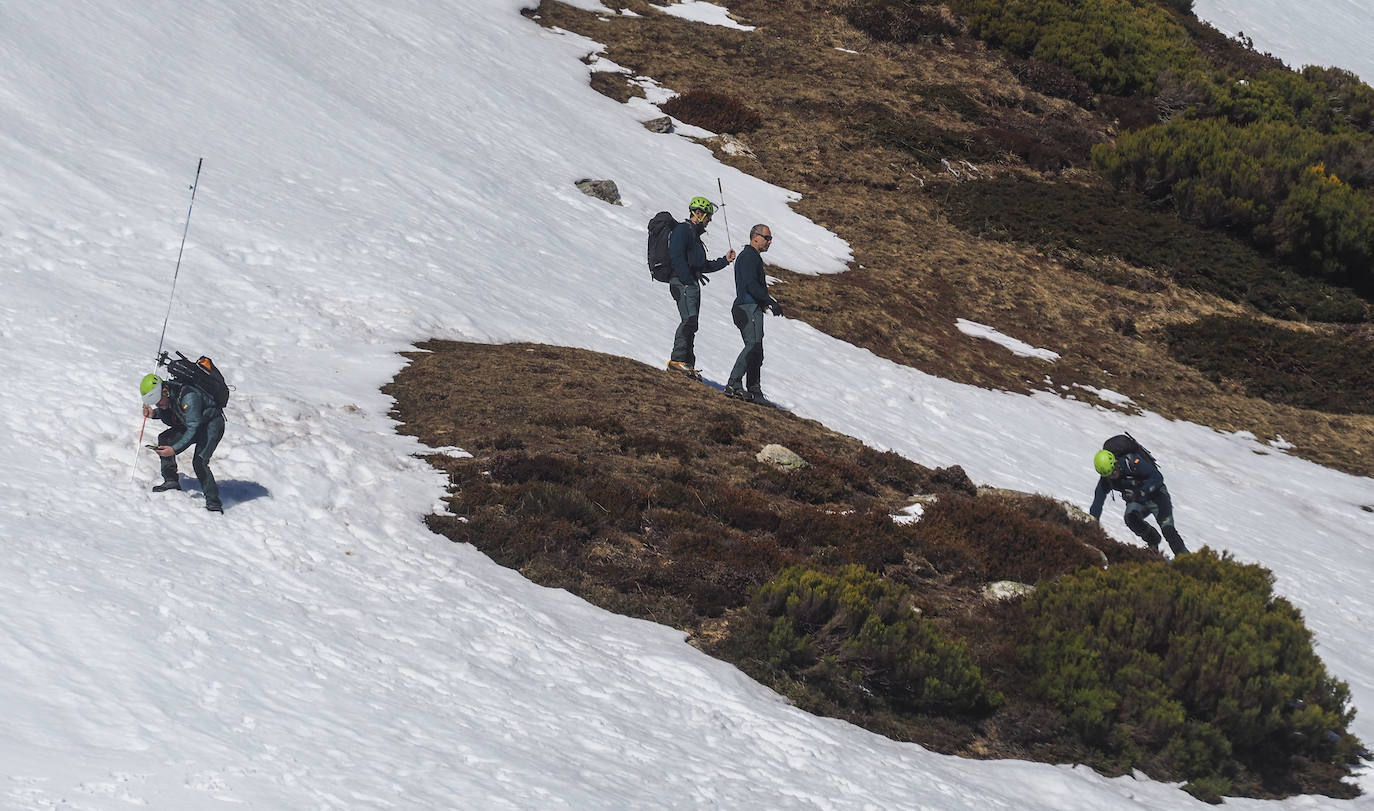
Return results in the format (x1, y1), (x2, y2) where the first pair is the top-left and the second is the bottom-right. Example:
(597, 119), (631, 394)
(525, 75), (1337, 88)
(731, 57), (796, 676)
(757, 233), (773, 241)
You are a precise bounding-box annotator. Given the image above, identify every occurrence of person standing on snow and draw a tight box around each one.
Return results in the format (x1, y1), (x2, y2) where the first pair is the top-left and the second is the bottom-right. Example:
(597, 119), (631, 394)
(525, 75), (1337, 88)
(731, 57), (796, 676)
(724, 223), (783, 403)
(140, 372), (226, 513)
(666, 195), (734, 380)
(1089, 436), (1188, 556)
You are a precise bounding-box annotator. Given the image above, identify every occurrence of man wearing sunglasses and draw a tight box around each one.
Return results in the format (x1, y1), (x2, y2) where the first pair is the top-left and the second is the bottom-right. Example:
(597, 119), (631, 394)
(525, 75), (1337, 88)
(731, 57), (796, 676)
(667, 195), (735, 380)
(724, 223), (783, 403)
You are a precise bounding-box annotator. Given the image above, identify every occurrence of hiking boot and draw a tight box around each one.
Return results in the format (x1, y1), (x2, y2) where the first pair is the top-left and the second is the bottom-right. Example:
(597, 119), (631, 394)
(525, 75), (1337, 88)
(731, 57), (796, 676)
(746, 389), (766, 404)
(206, 503), (223, 513)
(667, 361), (702, 380)
(151, 480), (182, 493)
(723, 385), (747, 399)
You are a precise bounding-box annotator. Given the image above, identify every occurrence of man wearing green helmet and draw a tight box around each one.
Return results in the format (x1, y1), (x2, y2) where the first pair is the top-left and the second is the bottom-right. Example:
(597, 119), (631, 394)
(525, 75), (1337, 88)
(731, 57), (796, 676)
(666, 195), (735, 379)
(1089, 434), (1188, 556)
(140, 371), (226, 512)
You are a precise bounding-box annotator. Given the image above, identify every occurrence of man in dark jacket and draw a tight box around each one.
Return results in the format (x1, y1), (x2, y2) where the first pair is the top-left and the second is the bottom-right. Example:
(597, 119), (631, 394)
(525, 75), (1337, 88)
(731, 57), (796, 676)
(141, 373), (226, 512)
(1089, 441), (1188, 556)
(724, 223), (783, 402)
(667, 195), (734, 379)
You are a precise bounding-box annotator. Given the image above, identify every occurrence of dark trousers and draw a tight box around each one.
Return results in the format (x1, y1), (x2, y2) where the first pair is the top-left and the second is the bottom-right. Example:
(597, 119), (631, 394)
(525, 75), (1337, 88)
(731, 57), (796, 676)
(159, 417), (225, 509)
(1123, 485), (1187, 555)
(728, 302), (765, 393)
(669, 278), (702, 366)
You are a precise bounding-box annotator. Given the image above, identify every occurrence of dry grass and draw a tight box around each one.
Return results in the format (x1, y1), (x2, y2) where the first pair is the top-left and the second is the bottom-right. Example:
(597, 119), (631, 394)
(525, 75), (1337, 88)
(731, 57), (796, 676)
(526, 0), (1374, 479)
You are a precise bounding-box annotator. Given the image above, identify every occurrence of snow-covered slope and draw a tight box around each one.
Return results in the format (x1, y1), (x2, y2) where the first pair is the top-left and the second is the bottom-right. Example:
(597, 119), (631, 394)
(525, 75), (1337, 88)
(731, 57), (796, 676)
(1, 1), (1371, 808)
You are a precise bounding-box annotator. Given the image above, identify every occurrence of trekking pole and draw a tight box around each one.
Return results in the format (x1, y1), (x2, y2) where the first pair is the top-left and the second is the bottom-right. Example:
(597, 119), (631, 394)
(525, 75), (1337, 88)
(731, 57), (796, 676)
(153, 158), (204, 361)
(132, 158), (204, 480)
(716, 177), (733, 253)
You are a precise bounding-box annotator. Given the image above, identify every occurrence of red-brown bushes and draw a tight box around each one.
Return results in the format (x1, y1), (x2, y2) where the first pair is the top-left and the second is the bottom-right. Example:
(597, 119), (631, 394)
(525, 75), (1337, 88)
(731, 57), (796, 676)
(1007, 56), (1095, 109)
(916, 494), (1108, 582)
(842, 1), (964, 43)
(661, 89), (762, 134)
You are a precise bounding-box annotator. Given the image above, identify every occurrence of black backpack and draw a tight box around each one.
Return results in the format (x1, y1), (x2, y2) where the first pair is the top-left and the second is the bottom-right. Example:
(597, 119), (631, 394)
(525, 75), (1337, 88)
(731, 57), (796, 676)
(1103, 432), (1157, 468)
(646, 211), (678, 282)
(164, 351), (230, 409)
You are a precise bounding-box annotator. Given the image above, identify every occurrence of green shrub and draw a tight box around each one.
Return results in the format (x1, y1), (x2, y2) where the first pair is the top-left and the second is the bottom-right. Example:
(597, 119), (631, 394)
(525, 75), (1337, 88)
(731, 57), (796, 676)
(946, 0), (1199, 96)
(1202, 68), (1374, 135)
(1164, 315), (1374, 414)
(1022, 550), (1363, 798)
(745, 565), (1001, 715)
(1277, 165), (1374, 290)
(661, 89), (762, 134)
(1093, 117), (1374, 296)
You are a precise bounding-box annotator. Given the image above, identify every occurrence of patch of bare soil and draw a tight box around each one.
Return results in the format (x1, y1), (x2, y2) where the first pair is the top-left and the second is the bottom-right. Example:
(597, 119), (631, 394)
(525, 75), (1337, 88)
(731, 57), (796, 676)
(525, 0), (1374, 480)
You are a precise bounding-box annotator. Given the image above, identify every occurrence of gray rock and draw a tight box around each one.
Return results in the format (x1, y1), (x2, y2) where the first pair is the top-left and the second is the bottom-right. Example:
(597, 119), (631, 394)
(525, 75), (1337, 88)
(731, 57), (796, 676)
(757, 444), (807, 470)
(574, 178), (622, 206)
(642, 116), (675, 134)
(710, 133), (756, 160)
(984, 581), (1035, 601)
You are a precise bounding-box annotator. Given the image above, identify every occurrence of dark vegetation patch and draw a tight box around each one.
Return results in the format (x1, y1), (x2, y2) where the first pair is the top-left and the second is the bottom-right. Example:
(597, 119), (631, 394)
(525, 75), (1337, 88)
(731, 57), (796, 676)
(851, 105), (1101, 171)
(1164, 316), (1374, 414)
(661, 88), (762, 133)
(939, 175), (1372, 323)
(388, 341), (1363, 800)
(1005, 56), (1095, 110)
(840, 1), (963, 44)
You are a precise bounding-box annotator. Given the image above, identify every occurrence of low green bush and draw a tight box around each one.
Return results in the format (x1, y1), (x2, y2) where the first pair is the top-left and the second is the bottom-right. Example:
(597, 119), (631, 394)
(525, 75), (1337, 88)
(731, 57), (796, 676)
(1022, 550), (1363, 799)
(741, 564), (1002, 715)
(1093, 117), (1374, 297)
(1201, 68), (1374, 136)
(946, 0), (1198, 96)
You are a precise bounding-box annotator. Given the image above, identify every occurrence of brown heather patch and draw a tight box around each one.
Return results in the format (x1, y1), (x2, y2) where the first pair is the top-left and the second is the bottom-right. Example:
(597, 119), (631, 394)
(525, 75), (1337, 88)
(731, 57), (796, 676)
(526, 0), (1374, 479)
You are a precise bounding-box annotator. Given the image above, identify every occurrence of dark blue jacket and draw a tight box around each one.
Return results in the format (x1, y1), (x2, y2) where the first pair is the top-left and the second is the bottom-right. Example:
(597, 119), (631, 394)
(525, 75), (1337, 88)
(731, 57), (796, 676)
(154, 382), (224, 454)
(1090, 450), (1165, 519)
(732, 244), (776, 308)
(668, 221), (729, 285)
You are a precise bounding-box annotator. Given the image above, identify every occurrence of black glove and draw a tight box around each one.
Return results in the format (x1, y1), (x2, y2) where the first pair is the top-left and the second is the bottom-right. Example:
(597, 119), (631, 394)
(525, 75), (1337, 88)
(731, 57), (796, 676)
(1120, 488), (1139, 503)
(696, 272), (710, 285)
(769, 302), (784, 316)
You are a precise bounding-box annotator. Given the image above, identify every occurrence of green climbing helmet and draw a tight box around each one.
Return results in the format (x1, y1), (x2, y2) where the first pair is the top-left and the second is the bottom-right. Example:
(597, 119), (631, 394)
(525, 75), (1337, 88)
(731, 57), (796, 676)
(140, 373), (164, 406)
(1093, 449), (1118, 477)
(688, 195), (716, 216)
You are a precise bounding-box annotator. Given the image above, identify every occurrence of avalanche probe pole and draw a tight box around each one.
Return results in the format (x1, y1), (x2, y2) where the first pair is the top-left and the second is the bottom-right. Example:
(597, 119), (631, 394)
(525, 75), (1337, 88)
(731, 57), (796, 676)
(132, 158), (204, 481)
(717, 177), (733, 254)
(154, 157), (204, 361)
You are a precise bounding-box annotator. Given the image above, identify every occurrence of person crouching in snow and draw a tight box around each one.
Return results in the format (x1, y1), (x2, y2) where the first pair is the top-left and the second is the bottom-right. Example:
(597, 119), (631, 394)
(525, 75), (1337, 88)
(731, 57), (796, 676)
(1089, 437), (1189, 557)
(140, 373), (225, 513)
